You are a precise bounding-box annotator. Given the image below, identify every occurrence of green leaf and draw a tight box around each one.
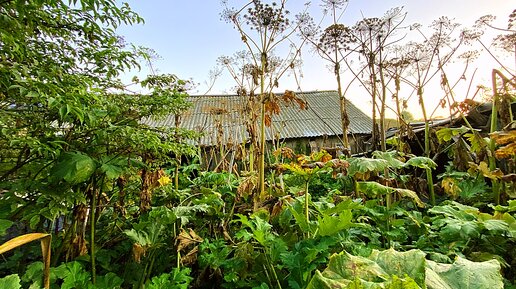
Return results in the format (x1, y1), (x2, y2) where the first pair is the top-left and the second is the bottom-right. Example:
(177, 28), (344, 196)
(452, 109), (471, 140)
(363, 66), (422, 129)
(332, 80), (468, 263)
(436, 126), (470, 143)
(429, 202), (478, 220)
(100, 163), (124, 179)
(357, 181), (391, 197)
(55, 261), (91, 289)
(425, 257), (503, 289)
(29, 215), (40, 230)
(124, 229), (151, 246)
(234, 214), (274, 246)
(347, 157), (389, 177)
(51, 152), (97, 184)
(356, 182), (424, 207)
(0, 274), (21, 289)
(324, 251), (387, 280)
(481, 219), (509, 232)
(96, 273), (123, 289)
(288, 199), (311, 233)
(147, 273), (171, 289)
(22, 262), (43, 285)
(322, 197), (362, 215)
(387, 275), (422, 289)
(372, 151), (405, 169)
(308, 249), (504, 289)
(169, 268), (193, 289)
(0, 219), (13, 236)
(464, 132), (487, 153)
(251, 216), (273, 246)
(404, 156), (437, 170)
(317, 210), (353, 236)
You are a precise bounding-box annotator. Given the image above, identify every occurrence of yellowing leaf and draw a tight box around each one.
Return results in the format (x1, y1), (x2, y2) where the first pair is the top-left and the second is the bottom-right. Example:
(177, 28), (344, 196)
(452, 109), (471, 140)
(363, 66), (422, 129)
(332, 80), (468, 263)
(441, 177), (461, 199)
(490, 130), (516, 145)
(468, 162), (503, 180)
(495, 142), (516, 159)
(491, 130), (516, 159)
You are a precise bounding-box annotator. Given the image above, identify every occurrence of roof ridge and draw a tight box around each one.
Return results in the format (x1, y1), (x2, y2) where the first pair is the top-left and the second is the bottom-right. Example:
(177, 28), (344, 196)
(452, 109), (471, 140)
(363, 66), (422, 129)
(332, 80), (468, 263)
(188, 90), (338, 98)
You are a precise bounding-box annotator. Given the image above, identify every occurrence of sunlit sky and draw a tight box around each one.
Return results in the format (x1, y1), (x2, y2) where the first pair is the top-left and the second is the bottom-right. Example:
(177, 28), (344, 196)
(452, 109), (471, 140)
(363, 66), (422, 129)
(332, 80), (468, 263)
(117, 1), (514, 118)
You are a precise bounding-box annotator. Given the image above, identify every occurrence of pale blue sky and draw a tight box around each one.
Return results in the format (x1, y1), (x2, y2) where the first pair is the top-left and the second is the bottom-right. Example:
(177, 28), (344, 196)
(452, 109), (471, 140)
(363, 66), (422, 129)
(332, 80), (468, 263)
(117, 0), (514, 117)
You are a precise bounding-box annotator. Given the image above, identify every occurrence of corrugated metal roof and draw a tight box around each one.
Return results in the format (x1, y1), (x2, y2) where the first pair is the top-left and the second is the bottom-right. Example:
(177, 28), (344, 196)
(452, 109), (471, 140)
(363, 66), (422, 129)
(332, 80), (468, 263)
(144, 90), (373, 146)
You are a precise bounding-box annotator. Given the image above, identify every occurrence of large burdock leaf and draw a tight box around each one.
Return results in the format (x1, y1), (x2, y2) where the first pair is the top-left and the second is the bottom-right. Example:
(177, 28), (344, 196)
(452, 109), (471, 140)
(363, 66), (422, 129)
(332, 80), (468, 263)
(356, 182), (391, 197)
(347, 158), (389, 177)
(372, 151), (405, 169)
(404, 156), (437, 170)
(369, 249), (426, 286)
(357, 182), (425, 207)
(0, 233), (51, 289)
(306, 250), (423, 289)
(307, 249), (503, 289)
(306, 251), (386, 289)
(425, 257), (503, 289)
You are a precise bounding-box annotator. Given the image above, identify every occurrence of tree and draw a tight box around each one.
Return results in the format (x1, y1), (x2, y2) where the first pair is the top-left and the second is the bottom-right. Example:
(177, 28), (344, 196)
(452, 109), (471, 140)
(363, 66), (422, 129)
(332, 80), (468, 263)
(0, 0), (194, 283)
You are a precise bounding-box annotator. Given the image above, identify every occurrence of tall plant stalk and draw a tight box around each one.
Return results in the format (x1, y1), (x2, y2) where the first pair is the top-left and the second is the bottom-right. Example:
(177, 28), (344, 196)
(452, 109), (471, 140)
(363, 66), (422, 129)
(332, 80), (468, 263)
(490, 69), (508, 204)
(222, 0), (306, 206)
(90, 183), (98, 284)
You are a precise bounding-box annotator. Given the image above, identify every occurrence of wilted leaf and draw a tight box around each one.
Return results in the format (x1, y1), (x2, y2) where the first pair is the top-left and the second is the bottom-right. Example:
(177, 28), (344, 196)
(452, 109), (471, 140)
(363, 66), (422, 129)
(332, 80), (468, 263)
(176, 228), (203, 252)
(494, 142), (516, 159)
(490, 130), (516, 145)
(273, 147), (295, 159)
(441, 177), (461, 199)
(468, 161), (503, 180)
(132, 243), (146, 263)
(394, 188), (425, 208)
(180, 246), (199, 266)
(281, 163), (312, 177)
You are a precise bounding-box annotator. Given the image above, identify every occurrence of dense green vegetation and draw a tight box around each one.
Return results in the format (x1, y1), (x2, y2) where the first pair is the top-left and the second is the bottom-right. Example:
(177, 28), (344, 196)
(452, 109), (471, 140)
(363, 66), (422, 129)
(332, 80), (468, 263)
(1, 0), (515, 288)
